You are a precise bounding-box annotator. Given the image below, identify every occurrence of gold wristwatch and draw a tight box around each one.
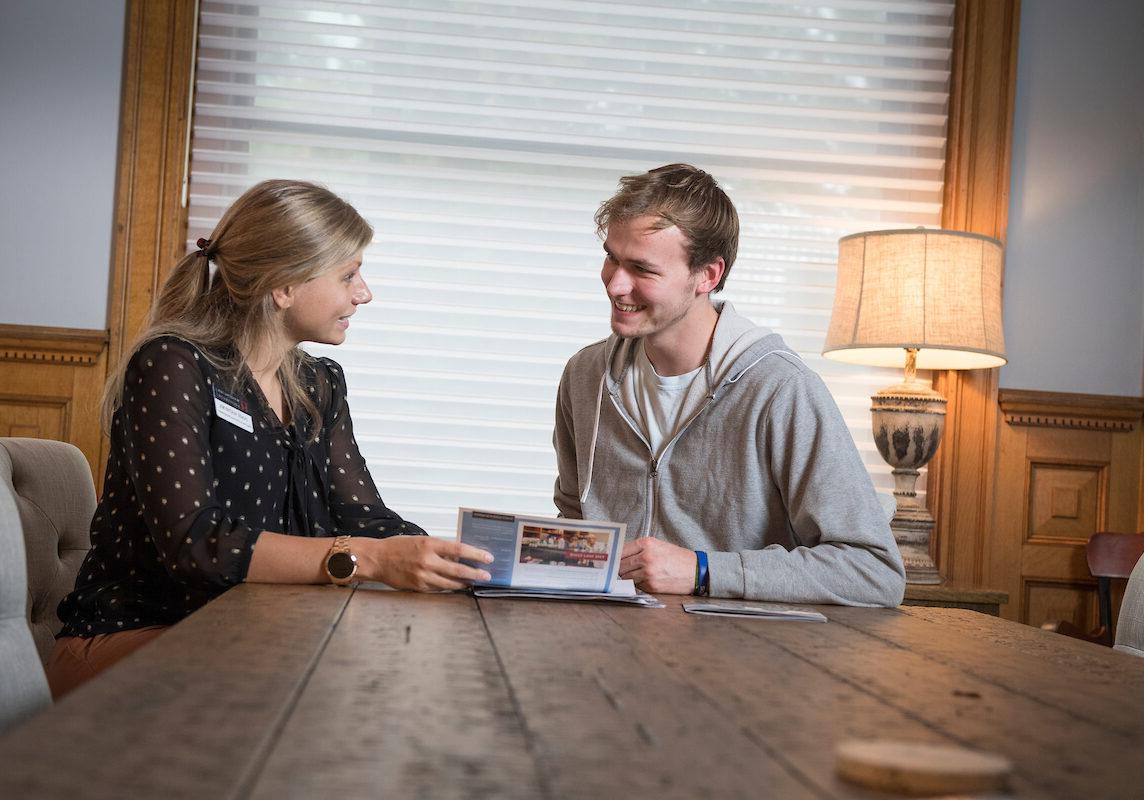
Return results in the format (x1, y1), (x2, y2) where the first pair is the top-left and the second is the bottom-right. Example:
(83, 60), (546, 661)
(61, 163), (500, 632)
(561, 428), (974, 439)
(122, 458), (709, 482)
(324, 536), (358, 586)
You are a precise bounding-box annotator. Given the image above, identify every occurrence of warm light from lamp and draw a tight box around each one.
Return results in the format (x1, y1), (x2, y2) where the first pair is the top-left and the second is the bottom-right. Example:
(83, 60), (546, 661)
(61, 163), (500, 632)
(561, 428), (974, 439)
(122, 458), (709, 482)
(823, 228), (1007, 370)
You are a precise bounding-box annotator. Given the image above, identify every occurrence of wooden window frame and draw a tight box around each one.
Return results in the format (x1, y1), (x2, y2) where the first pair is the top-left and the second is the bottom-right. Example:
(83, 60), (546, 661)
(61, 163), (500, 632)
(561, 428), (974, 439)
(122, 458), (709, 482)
(106, 0), (1022, 583)
(931, 0), (1021, 584)
(103, 0), (198, 470)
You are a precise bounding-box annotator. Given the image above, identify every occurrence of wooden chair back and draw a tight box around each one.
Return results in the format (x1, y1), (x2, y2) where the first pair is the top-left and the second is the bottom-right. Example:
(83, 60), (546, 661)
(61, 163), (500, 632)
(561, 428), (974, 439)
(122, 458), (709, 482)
(1042, 532), (1144, 646)
(1087, 532), (1144, 641)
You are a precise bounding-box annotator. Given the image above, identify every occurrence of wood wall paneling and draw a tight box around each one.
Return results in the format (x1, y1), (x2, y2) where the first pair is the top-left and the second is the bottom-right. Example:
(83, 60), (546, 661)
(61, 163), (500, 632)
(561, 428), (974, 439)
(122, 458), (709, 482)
(991, 390), (1144, 628)
(0, 325), (109, 484)
(1023, 580), (1100, 634)
(930, 0), (1021, 585)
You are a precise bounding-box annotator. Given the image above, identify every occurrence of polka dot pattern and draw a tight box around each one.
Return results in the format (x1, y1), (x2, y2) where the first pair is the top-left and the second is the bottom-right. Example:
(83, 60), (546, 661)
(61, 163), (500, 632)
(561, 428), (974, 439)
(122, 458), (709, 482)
(57, 336), (425, 638)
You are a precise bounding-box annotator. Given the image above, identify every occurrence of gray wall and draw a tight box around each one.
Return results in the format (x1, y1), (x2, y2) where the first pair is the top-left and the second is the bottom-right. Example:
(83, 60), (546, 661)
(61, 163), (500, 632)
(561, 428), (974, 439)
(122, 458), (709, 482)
(1001, 0), (1144, 396)
(0, 0), (125, 330)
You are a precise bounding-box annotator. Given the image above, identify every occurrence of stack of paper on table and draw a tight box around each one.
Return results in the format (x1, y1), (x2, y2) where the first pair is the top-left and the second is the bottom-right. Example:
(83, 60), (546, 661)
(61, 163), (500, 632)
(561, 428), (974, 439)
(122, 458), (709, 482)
(472, 578), (663, 607)
(683, 600), (828, 622)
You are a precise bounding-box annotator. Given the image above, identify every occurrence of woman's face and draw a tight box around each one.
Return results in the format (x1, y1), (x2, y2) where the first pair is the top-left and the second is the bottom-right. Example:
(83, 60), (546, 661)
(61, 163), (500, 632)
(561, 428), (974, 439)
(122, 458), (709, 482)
(281, 252), (372, 346)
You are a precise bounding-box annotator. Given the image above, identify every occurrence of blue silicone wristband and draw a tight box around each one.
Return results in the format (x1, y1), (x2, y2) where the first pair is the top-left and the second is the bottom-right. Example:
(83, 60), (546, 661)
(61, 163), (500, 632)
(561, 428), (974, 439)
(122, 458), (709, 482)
(694, 550), (709, 596)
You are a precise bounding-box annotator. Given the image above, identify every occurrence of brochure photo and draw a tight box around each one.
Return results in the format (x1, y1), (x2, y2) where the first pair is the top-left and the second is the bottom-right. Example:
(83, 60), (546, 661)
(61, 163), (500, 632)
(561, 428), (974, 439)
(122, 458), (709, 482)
(456, 508), (626, 593)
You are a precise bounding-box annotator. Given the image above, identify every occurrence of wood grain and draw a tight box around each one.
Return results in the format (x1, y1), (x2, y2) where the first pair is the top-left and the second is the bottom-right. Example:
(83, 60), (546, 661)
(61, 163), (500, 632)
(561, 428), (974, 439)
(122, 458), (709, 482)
(2, 591), (1141, 799)
(835, 606), (1144, 737)
(247, 589), (543, 800)
(0, 584), (349, 799)
(793, 607), (1143, 799)
(477, 596), (824, 799)
(585, 598), (1042, 799)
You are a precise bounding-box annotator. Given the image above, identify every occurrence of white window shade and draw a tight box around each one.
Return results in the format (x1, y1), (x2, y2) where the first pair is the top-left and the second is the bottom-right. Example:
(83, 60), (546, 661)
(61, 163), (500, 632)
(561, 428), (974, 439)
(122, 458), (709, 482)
(188, 0), (953, 536)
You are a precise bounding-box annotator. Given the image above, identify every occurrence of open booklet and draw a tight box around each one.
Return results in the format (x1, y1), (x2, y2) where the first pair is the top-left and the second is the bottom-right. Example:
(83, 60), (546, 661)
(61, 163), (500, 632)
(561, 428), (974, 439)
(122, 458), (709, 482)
(456, 508), (661, 607)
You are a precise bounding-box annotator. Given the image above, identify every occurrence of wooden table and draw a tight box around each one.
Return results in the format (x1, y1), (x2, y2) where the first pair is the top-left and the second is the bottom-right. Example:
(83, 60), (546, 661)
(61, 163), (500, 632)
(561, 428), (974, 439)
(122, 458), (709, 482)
(2, 585), (1142, 799)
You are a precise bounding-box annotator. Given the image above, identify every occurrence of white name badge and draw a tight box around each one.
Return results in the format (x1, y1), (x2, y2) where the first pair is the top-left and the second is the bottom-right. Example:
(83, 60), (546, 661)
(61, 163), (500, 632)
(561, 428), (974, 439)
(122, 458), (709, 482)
(213, 389), (254, 432)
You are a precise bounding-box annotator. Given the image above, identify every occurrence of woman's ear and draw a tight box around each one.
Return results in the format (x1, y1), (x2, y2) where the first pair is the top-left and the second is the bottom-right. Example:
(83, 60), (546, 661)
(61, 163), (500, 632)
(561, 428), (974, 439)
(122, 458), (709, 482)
(271, 284), (295, 311)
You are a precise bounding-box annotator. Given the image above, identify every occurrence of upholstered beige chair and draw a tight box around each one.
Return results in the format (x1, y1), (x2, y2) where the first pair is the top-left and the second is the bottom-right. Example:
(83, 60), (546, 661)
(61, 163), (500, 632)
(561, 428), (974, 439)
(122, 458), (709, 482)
(0, 455), (52, 734)
(0, 438), (94, 667)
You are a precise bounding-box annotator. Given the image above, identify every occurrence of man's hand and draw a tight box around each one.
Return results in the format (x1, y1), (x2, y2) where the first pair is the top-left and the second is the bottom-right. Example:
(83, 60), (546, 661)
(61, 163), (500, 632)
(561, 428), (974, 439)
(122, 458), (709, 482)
(619, 537), (697, 595)
(363, 536), (494, 592)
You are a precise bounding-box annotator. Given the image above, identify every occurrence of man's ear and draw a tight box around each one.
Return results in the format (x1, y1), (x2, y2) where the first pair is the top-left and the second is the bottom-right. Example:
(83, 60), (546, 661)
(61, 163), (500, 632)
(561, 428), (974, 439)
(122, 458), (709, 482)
(271, 284), (296, 311)
(694, 258), (726, 295)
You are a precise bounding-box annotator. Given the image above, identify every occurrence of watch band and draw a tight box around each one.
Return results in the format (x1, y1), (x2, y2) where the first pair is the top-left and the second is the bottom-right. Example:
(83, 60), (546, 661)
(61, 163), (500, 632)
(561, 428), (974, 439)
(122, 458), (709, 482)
(324, 535), (358, 586)
(694, 550), (710, 596)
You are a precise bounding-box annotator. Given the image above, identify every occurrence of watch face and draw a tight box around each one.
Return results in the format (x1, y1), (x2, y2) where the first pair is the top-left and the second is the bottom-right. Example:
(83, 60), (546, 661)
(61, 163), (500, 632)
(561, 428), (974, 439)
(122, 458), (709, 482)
(327, 551), (356, 580)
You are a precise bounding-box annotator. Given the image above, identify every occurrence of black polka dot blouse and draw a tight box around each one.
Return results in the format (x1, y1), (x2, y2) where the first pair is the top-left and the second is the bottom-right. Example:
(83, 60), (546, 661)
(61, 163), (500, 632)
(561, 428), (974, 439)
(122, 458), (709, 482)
(57, 336), (425, 638)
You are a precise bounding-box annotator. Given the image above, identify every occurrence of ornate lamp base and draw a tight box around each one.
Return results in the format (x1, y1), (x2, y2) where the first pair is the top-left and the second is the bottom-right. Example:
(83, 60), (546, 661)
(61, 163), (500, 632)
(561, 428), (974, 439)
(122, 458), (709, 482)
(887, 499), (942, 585)
(871, 367), (947, 585)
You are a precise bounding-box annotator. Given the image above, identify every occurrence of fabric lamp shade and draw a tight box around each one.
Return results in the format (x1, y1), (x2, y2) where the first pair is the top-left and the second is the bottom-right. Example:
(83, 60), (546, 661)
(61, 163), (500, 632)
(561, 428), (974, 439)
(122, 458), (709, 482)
(823, 229), (1007, 370)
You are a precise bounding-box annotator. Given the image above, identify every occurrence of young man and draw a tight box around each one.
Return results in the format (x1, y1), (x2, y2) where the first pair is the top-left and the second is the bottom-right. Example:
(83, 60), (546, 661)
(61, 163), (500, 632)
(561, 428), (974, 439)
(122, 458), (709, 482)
(553, 164), (905, 606)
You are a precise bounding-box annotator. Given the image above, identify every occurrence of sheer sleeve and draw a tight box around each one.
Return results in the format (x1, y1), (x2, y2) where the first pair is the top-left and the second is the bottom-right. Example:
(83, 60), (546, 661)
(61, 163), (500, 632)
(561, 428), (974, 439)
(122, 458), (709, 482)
(316, 359), (427, 537)
(118, 338), (263, 586)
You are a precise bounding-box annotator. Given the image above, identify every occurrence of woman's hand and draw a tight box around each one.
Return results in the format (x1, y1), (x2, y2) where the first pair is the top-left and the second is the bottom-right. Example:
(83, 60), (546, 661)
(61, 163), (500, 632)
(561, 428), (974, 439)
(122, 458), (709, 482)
(357, 536), (494, 592)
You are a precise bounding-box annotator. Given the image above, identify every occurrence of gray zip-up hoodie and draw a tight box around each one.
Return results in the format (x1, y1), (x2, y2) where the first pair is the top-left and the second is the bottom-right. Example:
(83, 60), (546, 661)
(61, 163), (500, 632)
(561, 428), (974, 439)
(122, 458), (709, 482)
(553, 303), (906, 607)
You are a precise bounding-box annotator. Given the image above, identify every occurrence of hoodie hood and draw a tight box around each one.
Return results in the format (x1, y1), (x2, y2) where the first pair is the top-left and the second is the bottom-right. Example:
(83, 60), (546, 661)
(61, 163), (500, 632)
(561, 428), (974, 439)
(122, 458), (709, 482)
(603, 300), (789, 396)
(576, 301), (799, 503)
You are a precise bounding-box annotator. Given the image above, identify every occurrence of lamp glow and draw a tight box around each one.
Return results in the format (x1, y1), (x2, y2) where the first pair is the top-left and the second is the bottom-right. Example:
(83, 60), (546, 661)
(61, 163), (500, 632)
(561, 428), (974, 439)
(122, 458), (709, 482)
(824, 228), (1006, 584)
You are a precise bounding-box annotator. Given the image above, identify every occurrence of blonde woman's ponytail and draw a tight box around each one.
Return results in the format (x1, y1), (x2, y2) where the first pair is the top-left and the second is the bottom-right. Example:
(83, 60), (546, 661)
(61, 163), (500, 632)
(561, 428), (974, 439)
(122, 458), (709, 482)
(149, 250), (212, 329)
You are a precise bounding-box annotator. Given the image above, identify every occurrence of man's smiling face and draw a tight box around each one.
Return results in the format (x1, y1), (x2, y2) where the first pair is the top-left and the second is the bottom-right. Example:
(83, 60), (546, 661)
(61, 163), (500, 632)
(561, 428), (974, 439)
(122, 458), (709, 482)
(601, 215), (709, 342)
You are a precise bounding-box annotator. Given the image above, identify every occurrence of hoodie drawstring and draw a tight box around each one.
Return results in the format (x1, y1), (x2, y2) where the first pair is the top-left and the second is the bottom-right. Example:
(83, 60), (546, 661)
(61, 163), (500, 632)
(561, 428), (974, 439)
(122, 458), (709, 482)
(579, 370), (606, 504)
(579, 340), (798, 505)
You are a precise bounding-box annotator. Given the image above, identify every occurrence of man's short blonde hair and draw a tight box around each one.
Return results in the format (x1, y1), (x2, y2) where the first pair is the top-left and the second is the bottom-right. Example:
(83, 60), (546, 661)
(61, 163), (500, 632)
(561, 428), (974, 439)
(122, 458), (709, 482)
(594, 163), (739, 292)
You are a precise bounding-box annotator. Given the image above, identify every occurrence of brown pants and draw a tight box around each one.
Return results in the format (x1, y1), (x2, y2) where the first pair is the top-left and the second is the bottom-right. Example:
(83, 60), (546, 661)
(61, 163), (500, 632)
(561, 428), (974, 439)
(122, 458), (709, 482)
(45, 626), (170, 700)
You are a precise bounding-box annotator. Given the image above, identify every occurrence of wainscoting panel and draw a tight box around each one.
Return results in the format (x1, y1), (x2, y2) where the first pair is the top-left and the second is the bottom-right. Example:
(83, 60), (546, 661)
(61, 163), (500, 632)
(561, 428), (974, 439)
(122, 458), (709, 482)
(1026, 460), (1107, 543)
(0, 398), (68, 441)
(0, 325), (108, 488)
(989, 389), (1144, 630)
(1022, 579), (1100, 634)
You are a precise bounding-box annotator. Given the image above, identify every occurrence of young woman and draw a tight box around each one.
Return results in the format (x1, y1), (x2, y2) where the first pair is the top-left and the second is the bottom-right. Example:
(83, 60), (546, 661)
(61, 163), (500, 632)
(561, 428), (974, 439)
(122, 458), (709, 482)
(47, 180), (493, 697)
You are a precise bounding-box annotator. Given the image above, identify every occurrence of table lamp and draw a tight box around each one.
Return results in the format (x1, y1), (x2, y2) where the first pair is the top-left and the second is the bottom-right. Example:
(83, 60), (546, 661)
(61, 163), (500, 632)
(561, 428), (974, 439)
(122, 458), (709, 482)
(823, 228), (1006, 584)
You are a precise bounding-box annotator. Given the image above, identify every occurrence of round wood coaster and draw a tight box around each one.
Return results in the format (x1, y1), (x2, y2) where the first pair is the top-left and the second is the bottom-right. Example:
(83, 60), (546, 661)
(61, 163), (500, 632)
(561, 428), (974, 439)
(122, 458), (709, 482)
(835, 740), (1012, 796)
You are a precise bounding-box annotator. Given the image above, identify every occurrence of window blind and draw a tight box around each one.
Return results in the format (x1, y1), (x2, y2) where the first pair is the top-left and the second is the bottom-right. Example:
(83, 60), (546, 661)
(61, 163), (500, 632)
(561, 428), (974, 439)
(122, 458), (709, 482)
(188, 0), (953, 536)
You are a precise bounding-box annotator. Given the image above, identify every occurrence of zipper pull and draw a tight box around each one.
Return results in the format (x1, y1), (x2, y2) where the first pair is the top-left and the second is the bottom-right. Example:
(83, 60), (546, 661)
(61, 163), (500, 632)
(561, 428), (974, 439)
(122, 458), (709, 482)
(649, 458), (658, 477)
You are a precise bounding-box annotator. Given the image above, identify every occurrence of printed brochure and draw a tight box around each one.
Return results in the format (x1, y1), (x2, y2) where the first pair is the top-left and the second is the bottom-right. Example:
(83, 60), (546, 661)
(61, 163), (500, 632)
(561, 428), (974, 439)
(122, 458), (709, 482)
(456, 508), (627, 594)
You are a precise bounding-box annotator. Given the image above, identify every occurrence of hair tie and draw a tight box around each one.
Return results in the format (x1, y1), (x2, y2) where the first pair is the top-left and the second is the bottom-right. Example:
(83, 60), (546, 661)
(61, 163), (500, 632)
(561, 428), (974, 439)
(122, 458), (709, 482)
(196, 237), (212, 259)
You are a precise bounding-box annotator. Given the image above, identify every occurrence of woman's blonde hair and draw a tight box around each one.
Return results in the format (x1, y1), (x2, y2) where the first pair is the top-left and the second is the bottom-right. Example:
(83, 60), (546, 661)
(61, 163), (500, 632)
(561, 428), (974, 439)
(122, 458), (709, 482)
(102, 179), (374, 438)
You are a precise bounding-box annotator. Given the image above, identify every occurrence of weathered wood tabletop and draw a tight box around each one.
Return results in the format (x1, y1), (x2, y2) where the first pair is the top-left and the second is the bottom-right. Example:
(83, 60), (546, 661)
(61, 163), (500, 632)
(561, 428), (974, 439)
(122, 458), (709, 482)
(2, 584), (1142, 799)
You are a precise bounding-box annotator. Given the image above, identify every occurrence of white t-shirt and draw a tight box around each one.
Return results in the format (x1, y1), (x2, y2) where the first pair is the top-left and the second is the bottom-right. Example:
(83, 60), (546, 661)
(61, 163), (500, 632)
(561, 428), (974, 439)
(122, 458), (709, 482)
(623, 343), (705, 458)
